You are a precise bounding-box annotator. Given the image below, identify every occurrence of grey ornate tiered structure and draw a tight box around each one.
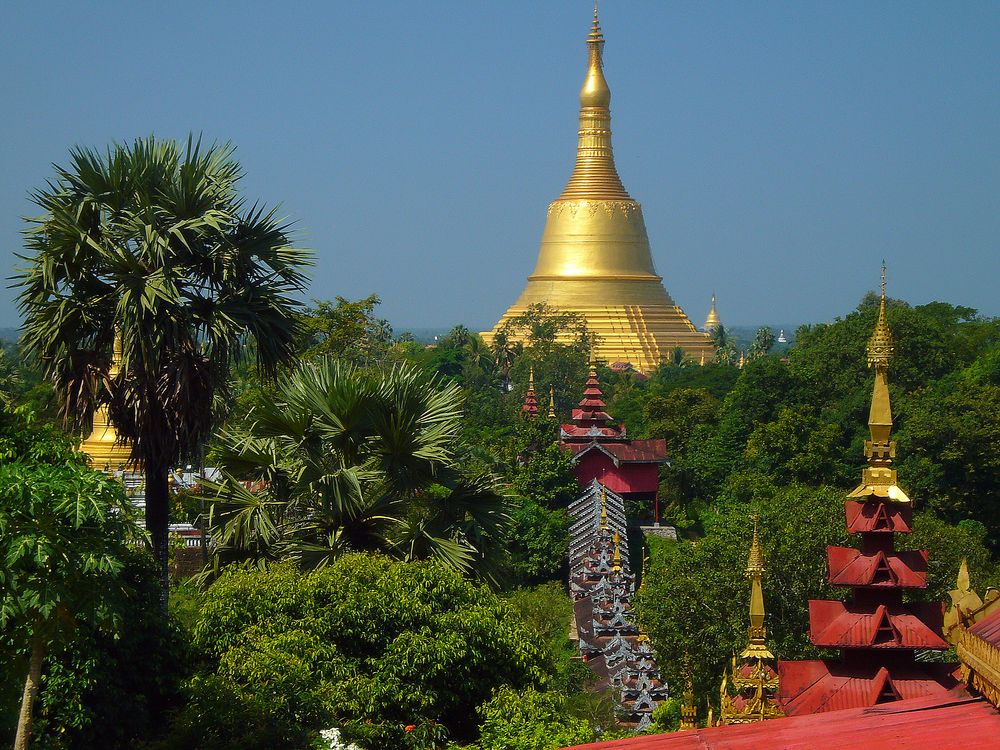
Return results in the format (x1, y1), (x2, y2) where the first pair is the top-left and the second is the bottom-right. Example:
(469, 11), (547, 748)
(569, 479), (668, 729)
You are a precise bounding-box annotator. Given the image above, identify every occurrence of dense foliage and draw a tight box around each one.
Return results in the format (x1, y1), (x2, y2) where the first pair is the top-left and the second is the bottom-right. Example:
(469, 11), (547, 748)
(202, 359), (510, 578)
(14, 136), (311, 609)
(158, 557), (557, 750)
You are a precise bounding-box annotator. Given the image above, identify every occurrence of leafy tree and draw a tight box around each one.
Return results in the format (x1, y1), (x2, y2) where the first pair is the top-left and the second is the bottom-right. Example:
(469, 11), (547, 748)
(475, 687), (593, 750)
(897, 376), (1000, 546)
(1, 457), (140, 749)
(15, 136), (310, 610)
(298, 295), (393, 366)
(170, 557), (554, 748)
(743, 406), (853, 486)
(747, 326), (775, 361)
(202, 360), (511, 578)
(711, 324), (736, 365)
(13, 549), (185, 750)
(643, 388), (720, 458)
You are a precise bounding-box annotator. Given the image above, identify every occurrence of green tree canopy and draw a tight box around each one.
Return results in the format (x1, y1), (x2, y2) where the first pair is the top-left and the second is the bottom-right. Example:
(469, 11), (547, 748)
(169, 556), (554, 749)
(15, 136), (311, 609)
(203, 360), (511, 579)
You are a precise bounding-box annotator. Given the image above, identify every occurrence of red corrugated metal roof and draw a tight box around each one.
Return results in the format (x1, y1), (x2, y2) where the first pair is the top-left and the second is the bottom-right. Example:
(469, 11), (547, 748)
(809, 600), (947, 649)
(826, 546), (928, 588)
(566, 440), (668, 465)
(564, 694), (995, 749)
(777, 660), (960, 715)
(844, 500), (912, 534)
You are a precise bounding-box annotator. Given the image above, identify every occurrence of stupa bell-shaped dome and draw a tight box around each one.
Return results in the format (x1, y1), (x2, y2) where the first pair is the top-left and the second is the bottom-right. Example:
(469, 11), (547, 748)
(484, 9), (712, 372)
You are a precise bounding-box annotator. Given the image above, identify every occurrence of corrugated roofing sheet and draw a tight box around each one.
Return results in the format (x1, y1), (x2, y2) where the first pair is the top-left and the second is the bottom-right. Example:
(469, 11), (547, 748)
(564, 694), (997, 750)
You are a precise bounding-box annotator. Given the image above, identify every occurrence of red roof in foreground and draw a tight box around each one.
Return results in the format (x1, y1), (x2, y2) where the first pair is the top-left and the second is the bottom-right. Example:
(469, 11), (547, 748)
(844, 500), (913, 534)
(564, 694), (997, 750)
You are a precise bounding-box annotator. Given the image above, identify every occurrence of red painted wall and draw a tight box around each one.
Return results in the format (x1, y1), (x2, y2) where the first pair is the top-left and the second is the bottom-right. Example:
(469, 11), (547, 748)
(573, 451), (660, 494)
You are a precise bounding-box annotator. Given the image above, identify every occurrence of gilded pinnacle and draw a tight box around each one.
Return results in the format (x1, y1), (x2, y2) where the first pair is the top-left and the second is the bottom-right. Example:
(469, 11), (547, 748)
(548, 385), (556, 418)
(850, 265), (910, 503)
(868, 263), (894, 369)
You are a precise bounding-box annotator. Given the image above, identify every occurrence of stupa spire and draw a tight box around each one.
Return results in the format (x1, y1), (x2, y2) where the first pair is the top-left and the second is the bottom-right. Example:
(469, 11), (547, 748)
(558, 4), (631, 201)
(850, 263), (909, 503)
(548, 385), (556, 419)
(741, 518), (773, 660)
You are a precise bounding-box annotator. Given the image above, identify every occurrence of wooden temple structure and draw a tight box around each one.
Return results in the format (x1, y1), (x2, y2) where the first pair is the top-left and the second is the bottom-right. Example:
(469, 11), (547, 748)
(559, 360), (666, 505)
(569, 480), (669, 729)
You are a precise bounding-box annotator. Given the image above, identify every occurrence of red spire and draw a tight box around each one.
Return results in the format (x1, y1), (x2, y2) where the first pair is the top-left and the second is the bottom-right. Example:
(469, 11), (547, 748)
(574, 358), (612, 427)
(522, 367), (539, 418)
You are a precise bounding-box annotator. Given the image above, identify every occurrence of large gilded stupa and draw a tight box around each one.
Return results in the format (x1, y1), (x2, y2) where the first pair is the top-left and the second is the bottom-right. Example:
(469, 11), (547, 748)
(483, 9), (713, 371)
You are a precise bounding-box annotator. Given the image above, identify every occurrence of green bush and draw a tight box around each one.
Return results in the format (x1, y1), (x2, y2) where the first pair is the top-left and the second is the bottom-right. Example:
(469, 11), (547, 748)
(167, 555), (554, 748)
(476, 687), (593, 750)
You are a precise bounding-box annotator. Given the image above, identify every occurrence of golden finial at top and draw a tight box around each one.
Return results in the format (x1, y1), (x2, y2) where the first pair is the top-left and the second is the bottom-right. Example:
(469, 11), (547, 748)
(548, 385), (556, 419)
(529, 366), (535, 390)
(868, 261), (894, 369)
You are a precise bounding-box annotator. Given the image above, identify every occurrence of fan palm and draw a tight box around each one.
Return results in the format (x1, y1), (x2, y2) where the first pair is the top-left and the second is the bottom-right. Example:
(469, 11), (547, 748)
(201, 359), (511, 579)
(15, 136), (310, 610)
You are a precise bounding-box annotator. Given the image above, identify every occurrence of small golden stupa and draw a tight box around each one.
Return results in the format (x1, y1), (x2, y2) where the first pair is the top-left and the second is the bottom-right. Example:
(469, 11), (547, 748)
(703, 294), (721, 331)
(79, 333), (133, 472)
(483, 8), (713, 372)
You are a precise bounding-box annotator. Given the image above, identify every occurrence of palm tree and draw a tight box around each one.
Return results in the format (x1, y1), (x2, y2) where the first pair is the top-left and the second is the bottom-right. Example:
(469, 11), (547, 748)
(200, 359), (510, 579)
(15, 137), (310, 610)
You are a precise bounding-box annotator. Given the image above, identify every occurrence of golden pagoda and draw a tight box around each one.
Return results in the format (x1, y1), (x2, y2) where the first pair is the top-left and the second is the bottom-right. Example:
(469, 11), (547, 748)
(703, 294), (721, 331)
(718, 518), (782, 725)
(79, 333), (133, 472)
(483, 8), (713, 372)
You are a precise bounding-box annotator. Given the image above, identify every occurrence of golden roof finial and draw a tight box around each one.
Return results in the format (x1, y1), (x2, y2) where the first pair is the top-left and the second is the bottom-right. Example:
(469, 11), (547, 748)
(850, 264), (910, 503)
(612, 530), (622, 571)
(868, 261), (894, 370)
(548, 385), (556, 419)
(529, 366), (535, 390)
(558, 6), (630, 200)
(740, 516), (774, 660)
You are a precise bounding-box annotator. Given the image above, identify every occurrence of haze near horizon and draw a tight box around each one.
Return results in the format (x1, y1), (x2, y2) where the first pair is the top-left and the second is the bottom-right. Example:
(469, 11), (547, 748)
(1, 1), (997, 331)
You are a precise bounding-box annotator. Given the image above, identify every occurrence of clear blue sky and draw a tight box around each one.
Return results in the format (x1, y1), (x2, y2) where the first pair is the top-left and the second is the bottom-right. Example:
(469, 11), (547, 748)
(2, 1), (998, 331)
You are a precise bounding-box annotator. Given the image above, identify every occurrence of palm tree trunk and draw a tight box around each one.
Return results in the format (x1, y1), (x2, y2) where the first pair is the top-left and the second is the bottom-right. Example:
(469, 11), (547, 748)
(14, 634), (45, 750)
(145, 462), (171, 614)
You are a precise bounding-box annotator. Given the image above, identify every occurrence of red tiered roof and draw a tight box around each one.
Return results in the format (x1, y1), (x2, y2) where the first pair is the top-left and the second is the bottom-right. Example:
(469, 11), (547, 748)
(776, 291), (955, 716)
(844, 500), (912, 533)
(825, 546), (927, 588)
(559, 365), (666, 497)
(808, 600), (948, 650)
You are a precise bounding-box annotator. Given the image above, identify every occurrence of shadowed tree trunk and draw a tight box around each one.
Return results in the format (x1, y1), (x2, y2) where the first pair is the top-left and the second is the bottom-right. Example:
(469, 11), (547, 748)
(145, 462), (171, 614)
(14, 634), (45, 750)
